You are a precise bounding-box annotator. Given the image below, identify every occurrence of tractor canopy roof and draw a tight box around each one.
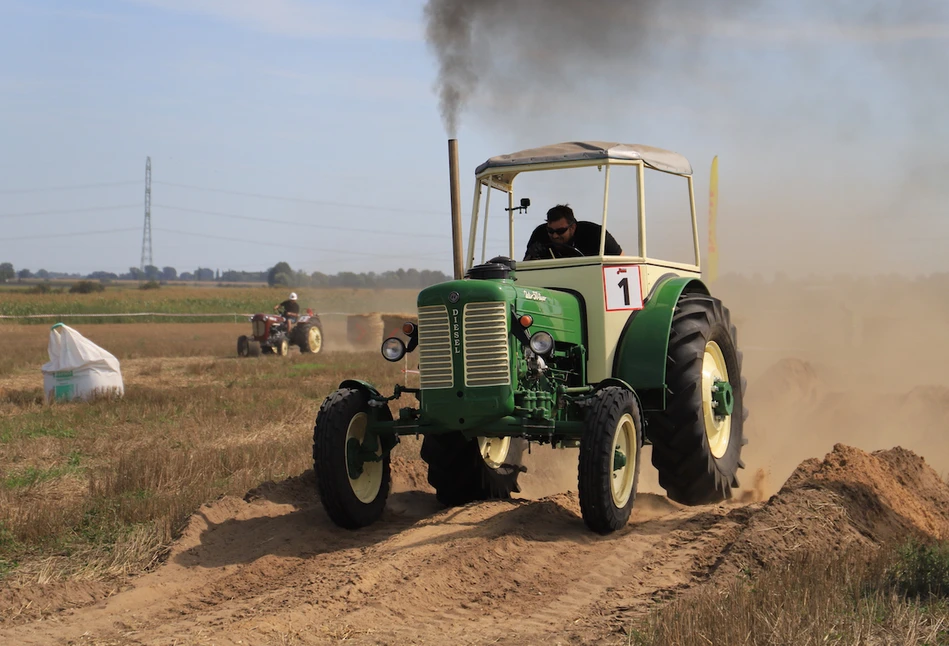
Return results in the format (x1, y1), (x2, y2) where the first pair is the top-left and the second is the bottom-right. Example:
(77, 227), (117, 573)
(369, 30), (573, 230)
(475, 141), (692, 188)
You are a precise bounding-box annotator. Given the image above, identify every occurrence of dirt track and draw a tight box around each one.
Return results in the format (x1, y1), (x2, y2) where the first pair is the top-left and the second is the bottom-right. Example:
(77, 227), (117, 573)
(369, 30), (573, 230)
(3, 440), (949, 645)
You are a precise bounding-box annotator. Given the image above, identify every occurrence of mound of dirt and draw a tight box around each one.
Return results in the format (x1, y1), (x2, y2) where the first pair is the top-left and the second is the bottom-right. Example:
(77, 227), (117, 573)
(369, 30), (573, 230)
(718, 443), (949, 579)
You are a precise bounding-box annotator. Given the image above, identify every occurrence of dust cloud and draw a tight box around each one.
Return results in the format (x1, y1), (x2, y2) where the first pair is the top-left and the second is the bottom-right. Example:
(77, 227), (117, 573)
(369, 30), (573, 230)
(424, 0), (949, 501)
(718, 274), (949, 498)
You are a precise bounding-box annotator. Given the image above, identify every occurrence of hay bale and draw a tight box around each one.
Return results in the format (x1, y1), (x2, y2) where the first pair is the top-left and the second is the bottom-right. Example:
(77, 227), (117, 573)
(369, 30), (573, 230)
(347, 313), (385, 348)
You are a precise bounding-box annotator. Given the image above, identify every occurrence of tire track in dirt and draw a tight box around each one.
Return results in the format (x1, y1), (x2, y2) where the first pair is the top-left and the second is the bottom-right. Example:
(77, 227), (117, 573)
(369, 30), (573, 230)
(0, 483), (759, 645)
(274, 493), (755, 645)
(8, 441), (948, 645)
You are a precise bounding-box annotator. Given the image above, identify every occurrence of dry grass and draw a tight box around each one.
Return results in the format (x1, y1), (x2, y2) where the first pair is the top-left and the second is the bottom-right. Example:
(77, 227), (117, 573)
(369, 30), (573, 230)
(0, 321), (416, 583)
(0, 288), (417, 376)
(628, 544), (949, 645)
(0, 323), (248, 376)
(0, 285), (417, 320)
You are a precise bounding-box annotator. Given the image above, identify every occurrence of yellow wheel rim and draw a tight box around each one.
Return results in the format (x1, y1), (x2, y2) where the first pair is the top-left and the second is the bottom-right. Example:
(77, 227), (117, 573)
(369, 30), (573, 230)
(279, 339), (288, 356)
(702, 341), (732, 459)
(477, 436), (510, 469)
(308, 326), (323, 353)
(346, 412), (383, 503)
(611, 413), (637, 508)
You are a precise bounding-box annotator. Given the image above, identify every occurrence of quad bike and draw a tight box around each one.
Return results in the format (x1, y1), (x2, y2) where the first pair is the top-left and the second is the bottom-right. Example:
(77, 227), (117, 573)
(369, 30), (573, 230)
(238, 308), (323, 356)
(312, 140), (747, 534)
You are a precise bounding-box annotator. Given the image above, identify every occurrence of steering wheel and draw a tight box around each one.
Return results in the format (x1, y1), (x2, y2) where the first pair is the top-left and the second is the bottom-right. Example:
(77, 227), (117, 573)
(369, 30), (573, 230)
(549, 243), (585, 259)
(525, 242), (585, 260)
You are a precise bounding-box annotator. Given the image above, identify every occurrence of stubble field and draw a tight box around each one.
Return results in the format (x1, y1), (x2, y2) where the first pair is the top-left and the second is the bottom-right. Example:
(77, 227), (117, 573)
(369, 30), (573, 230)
(2, 281), (949, 644)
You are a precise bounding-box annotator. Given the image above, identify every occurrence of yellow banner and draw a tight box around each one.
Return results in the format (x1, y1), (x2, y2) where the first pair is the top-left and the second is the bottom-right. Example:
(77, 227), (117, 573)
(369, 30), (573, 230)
(707, 156), (719, 283)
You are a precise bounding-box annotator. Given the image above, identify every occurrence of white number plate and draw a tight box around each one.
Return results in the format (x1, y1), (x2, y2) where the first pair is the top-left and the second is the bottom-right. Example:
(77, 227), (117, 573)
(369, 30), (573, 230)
(603, 265), (643, 311)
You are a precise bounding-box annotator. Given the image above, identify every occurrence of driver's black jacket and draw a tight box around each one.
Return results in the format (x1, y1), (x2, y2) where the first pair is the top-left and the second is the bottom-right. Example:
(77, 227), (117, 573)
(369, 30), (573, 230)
(523, 221), (623, 260)
(278, 300), (300, 318)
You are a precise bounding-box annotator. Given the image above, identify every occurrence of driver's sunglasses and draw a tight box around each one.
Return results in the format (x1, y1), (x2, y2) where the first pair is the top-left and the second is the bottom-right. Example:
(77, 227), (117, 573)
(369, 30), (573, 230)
(546, 224), (571, 235)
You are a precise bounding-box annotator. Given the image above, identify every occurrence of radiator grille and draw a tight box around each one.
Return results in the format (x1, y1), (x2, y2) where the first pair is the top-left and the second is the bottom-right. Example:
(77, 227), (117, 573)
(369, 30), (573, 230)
(253, 319), (267, 337)
(463, 302), (510, 387)
(417, 305), (454, 389)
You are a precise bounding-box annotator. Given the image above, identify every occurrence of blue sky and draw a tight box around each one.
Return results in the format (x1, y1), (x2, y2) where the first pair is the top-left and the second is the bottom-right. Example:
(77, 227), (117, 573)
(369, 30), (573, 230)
(2, 0), (948, 277)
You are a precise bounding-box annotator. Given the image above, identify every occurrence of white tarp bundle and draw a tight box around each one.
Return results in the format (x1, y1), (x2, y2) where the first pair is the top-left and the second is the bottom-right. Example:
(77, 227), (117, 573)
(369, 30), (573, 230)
(41, 323), (124, 403)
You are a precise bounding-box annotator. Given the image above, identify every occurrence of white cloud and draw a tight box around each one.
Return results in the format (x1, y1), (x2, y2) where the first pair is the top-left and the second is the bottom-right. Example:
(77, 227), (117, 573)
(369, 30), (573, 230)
(123, 0), (421, 41)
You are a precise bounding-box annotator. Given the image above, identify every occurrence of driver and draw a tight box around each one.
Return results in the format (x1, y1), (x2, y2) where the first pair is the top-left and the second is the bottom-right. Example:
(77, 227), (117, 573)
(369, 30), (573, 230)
(274, 292), (300, 332)
(523, 204), (622, 260)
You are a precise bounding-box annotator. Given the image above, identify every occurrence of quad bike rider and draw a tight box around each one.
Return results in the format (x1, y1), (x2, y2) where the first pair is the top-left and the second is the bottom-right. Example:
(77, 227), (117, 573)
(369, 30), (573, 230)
(237, 292), (324, 356)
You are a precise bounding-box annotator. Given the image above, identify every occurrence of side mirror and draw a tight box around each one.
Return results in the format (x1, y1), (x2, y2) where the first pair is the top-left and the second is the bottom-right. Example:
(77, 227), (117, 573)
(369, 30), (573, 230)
(520, 197), (530, 208)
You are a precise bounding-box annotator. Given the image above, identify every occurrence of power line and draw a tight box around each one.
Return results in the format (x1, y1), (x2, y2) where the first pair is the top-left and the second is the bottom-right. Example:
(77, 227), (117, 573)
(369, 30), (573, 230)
(152, 180), (446, 216)
(0, 204), (140, 219)
(4, 227), (139, 241)
(154, 227), (452, 260)
(153, 203), (450, 240)
(0, 180), (140, 194)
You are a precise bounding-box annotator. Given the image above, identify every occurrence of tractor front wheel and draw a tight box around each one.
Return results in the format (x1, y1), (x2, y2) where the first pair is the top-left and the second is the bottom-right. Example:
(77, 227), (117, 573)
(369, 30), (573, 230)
(578, 387), (643, 534)
(648, 293), (747, 505)
(237, 335), (249, 357)
(421, 433), (524, 507)
(313, 388), (391, 529)
(276, 338), (290, 356)
(247, 340), (262, 357)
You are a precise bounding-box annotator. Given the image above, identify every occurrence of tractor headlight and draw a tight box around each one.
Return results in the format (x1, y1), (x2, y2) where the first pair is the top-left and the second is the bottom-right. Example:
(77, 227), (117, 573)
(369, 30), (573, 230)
(528, 331), (554, 356)
(381, 337), (407, 362)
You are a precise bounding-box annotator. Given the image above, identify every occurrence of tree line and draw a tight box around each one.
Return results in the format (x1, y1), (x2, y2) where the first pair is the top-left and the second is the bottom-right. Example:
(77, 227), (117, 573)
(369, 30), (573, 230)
(0, 261), (452, 289)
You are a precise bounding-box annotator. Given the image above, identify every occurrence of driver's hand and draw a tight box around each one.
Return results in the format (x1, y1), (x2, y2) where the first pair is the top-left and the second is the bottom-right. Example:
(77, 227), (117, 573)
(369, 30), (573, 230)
(524, 243), (552, 261)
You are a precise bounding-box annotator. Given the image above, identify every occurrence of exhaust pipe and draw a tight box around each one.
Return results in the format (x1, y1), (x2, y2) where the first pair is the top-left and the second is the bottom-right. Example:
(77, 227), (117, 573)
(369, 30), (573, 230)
(448, 138), (464, 280)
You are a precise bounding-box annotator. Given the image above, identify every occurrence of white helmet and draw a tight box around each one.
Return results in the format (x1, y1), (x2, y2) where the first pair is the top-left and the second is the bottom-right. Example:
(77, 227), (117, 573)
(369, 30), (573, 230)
(289, 292), (298, 301)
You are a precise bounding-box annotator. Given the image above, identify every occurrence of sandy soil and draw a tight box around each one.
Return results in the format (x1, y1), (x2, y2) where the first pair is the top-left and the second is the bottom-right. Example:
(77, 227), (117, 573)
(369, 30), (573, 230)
(3, 443), (948, 646)
(3, 281), (949, 644)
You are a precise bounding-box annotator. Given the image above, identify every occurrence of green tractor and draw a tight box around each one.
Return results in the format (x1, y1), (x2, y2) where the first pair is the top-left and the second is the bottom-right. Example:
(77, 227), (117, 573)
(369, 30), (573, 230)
(313, 140), (747, 534)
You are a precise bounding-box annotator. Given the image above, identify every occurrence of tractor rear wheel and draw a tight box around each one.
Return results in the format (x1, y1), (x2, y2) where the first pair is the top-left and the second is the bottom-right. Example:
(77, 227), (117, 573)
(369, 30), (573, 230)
(298, 323), (323, 354)
(578, 387), (643, 534)
(247, 340), (262, 357)
(313, 388), (392, 529)
(237, 335), (249, 357)
(648, 293), (747, 505)
(420, 433), (524, 507)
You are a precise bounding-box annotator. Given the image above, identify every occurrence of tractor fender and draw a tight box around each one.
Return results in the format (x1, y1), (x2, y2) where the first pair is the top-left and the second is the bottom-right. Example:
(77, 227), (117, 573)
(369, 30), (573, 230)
(612, 276), (709, 412)
(335, 380), (396, 452)
(591, 378), (644, 410)
(338, 379), (385, 400)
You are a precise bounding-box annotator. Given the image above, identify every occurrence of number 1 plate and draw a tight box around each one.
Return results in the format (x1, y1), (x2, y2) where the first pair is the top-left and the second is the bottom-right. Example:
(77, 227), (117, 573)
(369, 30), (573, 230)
(603, 265), (643, 311)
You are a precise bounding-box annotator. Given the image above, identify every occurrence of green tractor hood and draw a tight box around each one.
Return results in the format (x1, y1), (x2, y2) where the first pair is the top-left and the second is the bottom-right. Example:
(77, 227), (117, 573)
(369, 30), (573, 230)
(415, 277), (583, 432)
